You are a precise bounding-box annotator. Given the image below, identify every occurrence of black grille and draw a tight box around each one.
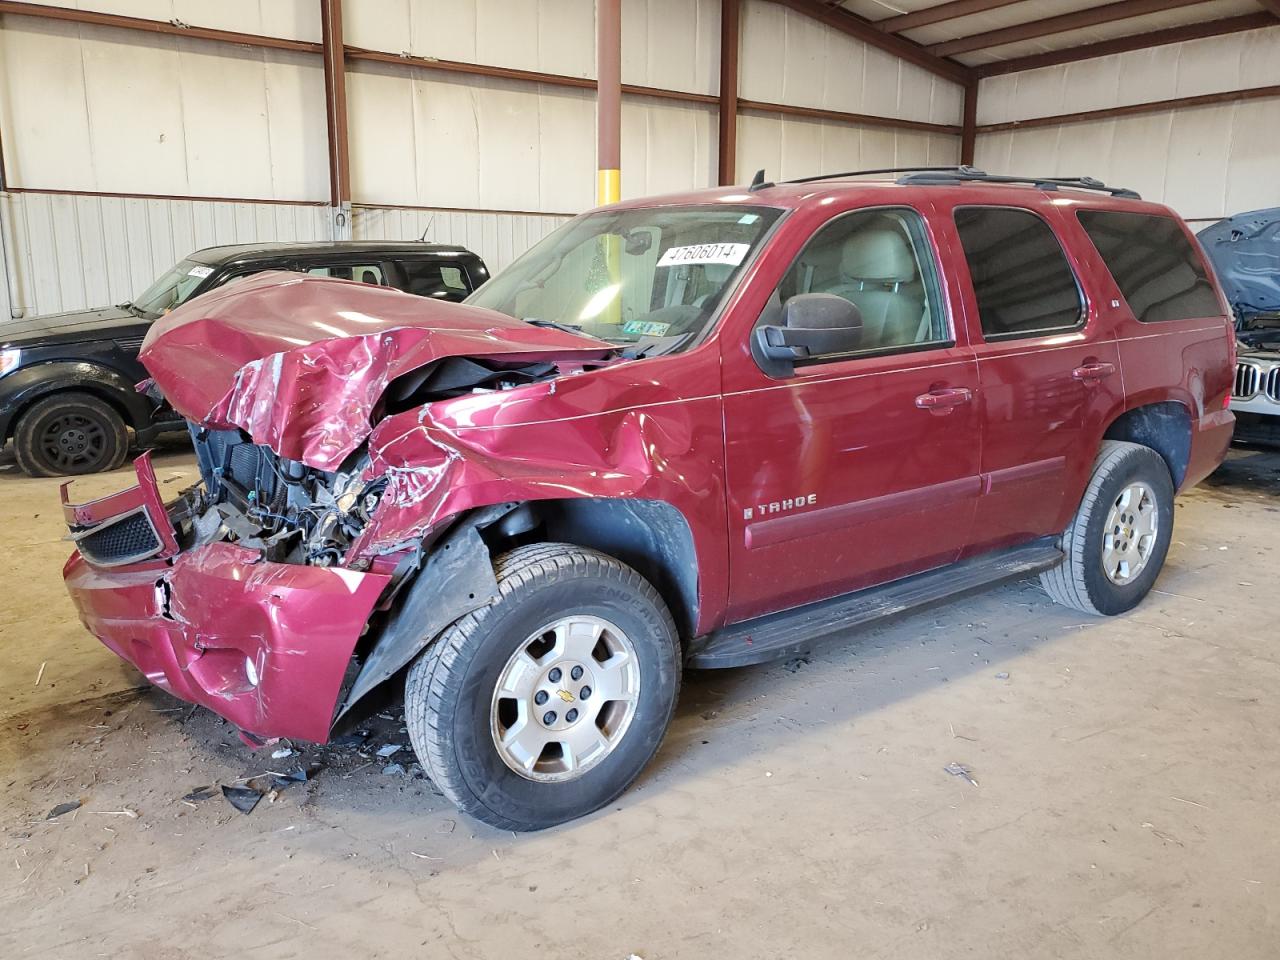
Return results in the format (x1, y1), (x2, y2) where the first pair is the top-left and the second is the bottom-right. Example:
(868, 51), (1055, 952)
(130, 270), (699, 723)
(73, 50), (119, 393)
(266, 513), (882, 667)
(1234, 362), (1262, 399)
(76, 511), (162, 566)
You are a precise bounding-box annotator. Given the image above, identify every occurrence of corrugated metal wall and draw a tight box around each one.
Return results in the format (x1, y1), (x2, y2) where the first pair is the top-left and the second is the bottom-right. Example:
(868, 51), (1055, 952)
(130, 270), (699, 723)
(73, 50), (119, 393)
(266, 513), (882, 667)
(735, 0), (963, 181)
(0, 192), (571, 318)
(0, 0), (964, 322)
(974, 27), (1280, 222)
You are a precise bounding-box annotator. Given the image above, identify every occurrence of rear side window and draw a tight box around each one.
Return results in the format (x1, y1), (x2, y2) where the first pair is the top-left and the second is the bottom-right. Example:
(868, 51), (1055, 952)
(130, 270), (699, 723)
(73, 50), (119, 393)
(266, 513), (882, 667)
(400, 260), (473, 302)
(954, 207), (1084, 339)
(1076, 210), (1221, 322)
(307, 262), (387, 284)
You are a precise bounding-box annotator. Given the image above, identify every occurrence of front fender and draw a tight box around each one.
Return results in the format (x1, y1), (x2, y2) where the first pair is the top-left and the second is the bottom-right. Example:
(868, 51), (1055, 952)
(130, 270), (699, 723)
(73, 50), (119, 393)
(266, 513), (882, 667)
(346, 384), (728, 635)
(0, 360), (154, 438)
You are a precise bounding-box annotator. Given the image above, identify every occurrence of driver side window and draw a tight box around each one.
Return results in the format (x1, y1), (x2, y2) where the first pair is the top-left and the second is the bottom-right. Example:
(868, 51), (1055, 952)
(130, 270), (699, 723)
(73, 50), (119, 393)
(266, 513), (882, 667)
(764, 207), (949, 359)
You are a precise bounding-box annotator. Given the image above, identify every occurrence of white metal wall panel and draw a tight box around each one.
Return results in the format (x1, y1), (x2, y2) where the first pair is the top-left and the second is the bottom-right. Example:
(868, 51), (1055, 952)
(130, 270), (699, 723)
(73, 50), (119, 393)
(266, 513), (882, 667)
(973, 27), (1280, 221)
(977, 27), (1280, 125)
(352, 206), (570, 275)
(736, 113), (959, 183)
(621, 99), (717, 199)
(343, 0), (596, 79)
(343, 0), (719, 95)
(622, 0), (719, 96)
(740, 0), (964, 126)
(973, 100), (1280, 222)
(0, 18), (328, 200)
(14, 0), (321, 42)
(0, 192), (332, 319)
(347, 63), (596, 214)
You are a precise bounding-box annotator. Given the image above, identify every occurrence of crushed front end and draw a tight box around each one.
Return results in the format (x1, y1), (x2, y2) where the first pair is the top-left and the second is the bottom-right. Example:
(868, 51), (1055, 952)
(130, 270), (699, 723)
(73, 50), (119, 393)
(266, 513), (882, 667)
(61, 444), (393, 743)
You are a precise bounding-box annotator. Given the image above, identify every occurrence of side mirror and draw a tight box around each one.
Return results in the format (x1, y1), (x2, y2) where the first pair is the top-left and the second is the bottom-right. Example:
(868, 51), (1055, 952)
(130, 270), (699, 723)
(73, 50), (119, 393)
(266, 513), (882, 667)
(752, 293), (863, 376)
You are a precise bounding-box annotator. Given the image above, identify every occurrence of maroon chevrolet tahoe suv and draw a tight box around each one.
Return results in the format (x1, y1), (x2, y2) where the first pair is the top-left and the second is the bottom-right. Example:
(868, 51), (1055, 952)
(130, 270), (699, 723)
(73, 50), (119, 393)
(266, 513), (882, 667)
(60, 168), (1235, 830)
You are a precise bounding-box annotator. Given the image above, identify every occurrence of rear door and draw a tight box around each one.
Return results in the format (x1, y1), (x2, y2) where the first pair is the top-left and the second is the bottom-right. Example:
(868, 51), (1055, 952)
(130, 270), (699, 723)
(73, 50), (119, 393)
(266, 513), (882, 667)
(720, 202), (982, 622)
(934, 200), (1124, 553)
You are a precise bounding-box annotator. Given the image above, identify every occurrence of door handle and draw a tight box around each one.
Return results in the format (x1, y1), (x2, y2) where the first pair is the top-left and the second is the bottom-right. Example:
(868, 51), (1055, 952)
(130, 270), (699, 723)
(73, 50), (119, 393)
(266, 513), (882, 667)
(915, 387), (973, 413)
(1071, 361), (1116, 383)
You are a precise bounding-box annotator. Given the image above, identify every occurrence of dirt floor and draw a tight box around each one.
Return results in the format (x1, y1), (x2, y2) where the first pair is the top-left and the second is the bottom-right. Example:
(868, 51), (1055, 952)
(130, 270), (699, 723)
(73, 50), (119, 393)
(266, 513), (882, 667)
(2, 440), (1279, 959)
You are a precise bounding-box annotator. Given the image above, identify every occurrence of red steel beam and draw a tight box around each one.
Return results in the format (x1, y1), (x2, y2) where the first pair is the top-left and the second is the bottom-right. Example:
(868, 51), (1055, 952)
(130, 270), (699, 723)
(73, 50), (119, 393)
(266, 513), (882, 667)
(976, 83), (1280, 132)
(974, 12), (1275, 77)
(718, 0), (741, 185)
(960, 81), (978, 164)
(931, 0), (1214, 57)
(320, 0), (350, 206)
(771, 0), (971, 84)
(0, 0), (322, 53)
(343, 46), (718, 105)
(878, 0), (1028, 34)
(737, 99), (962, 135)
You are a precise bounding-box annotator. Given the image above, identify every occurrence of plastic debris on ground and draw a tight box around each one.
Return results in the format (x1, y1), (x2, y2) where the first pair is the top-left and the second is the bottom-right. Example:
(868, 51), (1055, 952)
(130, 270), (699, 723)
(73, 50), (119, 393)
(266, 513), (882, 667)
(382, 763), (406, 776)
(219, 764), (320, 814)
(47, 800), (82, 820)
(943, 762), (978, 786)
(376, 744), (403, 758)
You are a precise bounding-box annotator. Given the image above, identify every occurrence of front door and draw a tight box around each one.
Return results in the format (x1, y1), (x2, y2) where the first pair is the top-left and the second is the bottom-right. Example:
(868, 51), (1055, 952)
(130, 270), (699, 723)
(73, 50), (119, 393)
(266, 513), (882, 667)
(721, 204), (983, 624)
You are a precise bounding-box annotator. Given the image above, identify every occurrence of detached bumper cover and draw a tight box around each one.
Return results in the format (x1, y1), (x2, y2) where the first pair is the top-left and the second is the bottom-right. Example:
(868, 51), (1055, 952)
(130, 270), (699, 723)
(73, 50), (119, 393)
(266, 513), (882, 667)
(61, 455), (391, 743)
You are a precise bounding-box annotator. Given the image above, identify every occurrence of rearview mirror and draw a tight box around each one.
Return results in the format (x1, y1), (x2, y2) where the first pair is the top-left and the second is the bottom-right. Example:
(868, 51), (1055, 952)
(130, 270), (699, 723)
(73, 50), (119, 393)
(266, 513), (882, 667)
(752, 293), (863, 377)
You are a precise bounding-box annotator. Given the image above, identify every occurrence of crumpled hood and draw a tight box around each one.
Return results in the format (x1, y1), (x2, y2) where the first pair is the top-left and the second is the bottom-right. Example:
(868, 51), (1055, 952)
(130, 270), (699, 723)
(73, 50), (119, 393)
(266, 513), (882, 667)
(139, 271), (615, 470)
(1197, 209), (1280, 321)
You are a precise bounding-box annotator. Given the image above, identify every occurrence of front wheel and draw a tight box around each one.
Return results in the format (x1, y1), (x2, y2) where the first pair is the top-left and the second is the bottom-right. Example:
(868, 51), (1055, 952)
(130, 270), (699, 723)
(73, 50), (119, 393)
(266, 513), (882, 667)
(405, 543), (681, 831)
(1040, 440), (1175, 616)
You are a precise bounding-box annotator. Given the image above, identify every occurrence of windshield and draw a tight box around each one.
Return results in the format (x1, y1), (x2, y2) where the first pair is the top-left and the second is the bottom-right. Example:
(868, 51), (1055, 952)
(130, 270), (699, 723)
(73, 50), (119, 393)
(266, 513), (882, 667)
(466, 204), (782, 348)
(131, 258), (216, 317)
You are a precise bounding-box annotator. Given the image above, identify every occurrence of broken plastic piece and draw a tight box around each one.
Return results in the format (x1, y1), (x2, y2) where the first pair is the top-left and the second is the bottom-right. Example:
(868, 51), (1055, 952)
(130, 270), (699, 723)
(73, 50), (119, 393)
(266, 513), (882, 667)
(47, 800), (82, 820)
(221, 785), (262, 814)
(943, 762), (978, 786)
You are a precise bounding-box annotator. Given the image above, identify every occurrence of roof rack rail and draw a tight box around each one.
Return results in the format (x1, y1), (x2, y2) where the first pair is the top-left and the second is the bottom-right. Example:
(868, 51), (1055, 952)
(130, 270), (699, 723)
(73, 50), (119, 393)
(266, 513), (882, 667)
(781, 165), (973, 186)
(896, 166), (1141, 199)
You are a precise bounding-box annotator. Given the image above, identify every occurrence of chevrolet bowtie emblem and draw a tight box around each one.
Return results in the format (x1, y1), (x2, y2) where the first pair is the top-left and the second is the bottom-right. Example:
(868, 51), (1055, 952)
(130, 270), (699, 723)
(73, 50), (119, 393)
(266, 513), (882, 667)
(557, 689), (575, 703)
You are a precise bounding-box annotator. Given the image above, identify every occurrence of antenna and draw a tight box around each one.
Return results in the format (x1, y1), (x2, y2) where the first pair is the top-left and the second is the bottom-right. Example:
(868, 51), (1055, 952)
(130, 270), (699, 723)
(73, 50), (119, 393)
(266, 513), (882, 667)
(748, 169), (773, 192)
(418, 214), (436, 242)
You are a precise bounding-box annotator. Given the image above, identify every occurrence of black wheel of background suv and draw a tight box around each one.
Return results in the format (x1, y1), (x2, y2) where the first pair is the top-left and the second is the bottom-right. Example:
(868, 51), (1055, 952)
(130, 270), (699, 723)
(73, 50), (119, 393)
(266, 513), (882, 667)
(405, 543), (682, 831)
(1040, 440), (1175, 616)
(13, 392), (130, 477)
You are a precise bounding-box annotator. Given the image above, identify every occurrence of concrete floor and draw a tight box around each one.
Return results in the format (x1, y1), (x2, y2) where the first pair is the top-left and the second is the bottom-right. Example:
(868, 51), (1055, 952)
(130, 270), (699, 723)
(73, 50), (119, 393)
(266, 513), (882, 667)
(2, 442), (1278, 959)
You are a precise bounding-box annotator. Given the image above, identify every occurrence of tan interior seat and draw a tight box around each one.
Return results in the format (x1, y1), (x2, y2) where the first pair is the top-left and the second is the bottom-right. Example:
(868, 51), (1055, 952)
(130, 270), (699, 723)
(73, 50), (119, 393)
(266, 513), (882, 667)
(822, 228), (922, 348)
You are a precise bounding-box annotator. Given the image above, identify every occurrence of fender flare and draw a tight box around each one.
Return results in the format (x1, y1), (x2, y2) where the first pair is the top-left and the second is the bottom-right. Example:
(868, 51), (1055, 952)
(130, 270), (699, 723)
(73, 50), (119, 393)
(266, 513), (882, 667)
(332, 504), (509, 722)
(0, 360), (154, 439)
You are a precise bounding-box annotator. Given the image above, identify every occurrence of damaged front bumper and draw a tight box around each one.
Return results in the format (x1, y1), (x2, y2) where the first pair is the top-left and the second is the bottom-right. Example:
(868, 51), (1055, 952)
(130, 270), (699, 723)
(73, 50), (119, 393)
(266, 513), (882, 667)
(61, 454), (391, 743)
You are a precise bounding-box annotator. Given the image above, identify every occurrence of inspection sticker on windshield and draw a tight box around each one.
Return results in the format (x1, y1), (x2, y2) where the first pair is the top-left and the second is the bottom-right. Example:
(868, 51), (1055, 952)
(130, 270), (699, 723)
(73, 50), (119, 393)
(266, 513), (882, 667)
(657, 242), (749, 268)
(621, 320), (671, 336)
(186, 266), (214, 279)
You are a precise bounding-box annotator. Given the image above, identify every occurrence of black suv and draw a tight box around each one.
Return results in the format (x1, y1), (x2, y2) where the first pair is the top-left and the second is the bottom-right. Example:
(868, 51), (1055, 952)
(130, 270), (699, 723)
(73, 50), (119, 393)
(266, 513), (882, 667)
(0, 241), (488, 476)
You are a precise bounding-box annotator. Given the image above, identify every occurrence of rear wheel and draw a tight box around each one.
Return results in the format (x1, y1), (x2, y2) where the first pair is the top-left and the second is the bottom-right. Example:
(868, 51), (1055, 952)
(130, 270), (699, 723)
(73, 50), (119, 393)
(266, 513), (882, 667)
(1040, 440), (1174, 615)
(405, 543), (681, 831)
(13, 392), (129, 477)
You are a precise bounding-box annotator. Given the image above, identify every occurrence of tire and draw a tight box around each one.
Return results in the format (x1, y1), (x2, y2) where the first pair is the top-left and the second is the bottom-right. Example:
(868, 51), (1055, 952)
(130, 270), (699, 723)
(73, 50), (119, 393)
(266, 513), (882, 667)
(405, 542), (682, 831)
(1040, 440), (1175, 616)
(13, 392), (130, 477)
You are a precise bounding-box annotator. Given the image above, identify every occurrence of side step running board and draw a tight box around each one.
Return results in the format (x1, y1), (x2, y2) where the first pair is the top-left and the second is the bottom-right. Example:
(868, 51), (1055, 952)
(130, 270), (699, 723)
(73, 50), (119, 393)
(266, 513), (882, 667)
(687, 539), (1063, 669)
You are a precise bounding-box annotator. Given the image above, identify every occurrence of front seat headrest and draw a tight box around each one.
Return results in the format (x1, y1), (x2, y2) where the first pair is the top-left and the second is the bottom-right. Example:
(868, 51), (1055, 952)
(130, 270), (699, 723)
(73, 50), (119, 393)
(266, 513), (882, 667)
(841, 228), (916, 283)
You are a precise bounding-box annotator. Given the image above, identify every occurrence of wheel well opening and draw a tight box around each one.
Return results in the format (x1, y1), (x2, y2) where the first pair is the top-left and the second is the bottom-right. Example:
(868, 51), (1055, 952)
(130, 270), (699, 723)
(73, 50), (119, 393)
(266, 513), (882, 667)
(485, 498), (700, 640)
(9, 386), (138, 442)
(1104, 402), (1192, 488)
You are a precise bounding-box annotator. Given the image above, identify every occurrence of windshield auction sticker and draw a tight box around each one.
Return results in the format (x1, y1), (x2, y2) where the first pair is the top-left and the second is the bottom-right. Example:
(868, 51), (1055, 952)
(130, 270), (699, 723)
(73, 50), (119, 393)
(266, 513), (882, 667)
(656, 243), (749, 268)
(187, 266), (215, 278)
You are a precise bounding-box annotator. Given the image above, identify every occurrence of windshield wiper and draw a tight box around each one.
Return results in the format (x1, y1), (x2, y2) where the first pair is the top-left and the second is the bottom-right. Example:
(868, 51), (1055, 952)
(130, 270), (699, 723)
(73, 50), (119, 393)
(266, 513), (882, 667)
(523, 318), (591, 337)
(620, 333), (694, 360)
